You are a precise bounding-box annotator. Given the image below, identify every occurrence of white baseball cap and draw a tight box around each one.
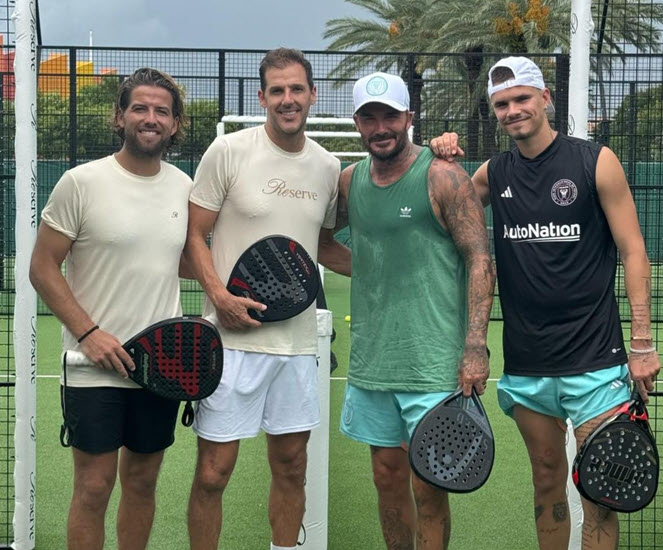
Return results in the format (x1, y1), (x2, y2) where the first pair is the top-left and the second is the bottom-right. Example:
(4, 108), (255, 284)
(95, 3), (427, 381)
(487, 56), (545, 97)
(353, 72), (410, 114)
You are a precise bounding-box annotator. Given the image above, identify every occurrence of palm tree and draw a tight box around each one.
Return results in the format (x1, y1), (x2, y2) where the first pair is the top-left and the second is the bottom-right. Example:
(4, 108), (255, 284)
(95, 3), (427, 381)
(325, 0), (663, 157)
(324, 0), (440, 142)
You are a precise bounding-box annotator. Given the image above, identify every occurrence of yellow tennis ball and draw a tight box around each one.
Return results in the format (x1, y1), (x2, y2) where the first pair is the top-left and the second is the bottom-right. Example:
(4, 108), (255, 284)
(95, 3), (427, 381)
(344, 315), (351, 322)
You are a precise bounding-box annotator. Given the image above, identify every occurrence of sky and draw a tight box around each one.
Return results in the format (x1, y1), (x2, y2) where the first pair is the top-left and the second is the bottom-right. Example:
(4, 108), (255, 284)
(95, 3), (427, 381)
(40, 0), (371, 51)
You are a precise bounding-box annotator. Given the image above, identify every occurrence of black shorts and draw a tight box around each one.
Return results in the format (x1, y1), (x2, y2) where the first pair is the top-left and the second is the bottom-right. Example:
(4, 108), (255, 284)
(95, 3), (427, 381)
(61, 385), (180, 454)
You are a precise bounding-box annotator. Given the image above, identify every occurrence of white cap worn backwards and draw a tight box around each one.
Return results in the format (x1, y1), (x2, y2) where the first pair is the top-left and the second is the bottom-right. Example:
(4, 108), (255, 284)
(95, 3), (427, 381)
(353, 72), (410, 114)
(487, 56), (545, 97)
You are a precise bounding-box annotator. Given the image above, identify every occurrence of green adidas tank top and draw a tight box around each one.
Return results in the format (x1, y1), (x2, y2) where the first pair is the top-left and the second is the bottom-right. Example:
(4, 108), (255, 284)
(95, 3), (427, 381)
(348, 148), (467, 392)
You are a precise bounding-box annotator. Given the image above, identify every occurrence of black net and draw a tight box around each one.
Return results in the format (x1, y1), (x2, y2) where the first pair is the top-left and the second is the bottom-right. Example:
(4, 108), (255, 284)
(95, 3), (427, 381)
(0, 0), (15, 544)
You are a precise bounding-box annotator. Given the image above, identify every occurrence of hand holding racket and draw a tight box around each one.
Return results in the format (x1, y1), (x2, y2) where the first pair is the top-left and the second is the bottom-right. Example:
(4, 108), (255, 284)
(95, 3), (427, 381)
(77, 327), (136, 378)
(62, 317), (223, 441)
(409, 388), (495, 493)
(225, 235), (320, 324)
(457, 345), (490, 397)
(214, 291), (266, 331)
(572, 388), (659, 513)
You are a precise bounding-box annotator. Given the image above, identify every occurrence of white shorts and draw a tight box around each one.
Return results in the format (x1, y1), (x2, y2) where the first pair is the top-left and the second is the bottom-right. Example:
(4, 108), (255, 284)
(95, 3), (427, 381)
(192, 349), (320, 442)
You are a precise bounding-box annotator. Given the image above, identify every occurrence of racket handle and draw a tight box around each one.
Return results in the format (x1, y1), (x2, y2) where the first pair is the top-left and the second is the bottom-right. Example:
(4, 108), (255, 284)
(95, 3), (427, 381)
(63, 351), (93, 366)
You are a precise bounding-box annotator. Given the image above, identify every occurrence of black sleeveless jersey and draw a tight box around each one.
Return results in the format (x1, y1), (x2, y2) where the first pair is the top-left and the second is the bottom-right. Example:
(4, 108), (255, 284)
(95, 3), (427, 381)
(488, 134), (627, 376)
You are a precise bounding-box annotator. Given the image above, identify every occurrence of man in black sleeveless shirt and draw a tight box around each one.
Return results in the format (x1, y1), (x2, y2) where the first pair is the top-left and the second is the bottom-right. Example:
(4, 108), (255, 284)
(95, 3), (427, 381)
(433, 57), (660, 550)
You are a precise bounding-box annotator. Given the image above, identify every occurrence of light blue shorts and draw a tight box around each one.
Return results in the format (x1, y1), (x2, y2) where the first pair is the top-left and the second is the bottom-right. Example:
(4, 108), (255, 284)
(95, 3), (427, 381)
(340, 383), (452, 447)
(497, 364), (630, 427)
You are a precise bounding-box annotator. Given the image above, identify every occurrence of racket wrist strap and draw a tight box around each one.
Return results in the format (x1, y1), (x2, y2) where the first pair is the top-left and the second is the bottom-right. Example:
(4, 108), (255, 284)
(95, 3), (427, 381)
(77, 324), (99, 343)
(629, 345), (657, 354)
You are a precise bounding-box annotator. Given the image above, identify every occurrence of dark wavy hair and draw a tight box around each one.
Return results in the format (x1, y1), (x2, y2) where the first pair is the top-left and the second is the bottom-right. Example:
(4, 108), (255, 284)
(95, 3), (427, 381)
(259, 48), (314, 91)
(111, 67), (188, 147)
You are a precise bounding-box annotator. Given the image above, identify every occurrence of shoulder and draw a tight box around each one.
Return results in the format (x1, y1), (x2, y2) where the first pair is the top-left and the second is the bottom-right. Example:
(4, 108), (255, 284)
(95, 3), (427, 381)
(205, 126), (258, 155)
(428, 158), (472, 188)
(161, 162), (194, 189)
(305, 138), (341, 171)
(339, 163), (358, 195)
(68, 156), (112, 179)
(559, 134), (603, 155)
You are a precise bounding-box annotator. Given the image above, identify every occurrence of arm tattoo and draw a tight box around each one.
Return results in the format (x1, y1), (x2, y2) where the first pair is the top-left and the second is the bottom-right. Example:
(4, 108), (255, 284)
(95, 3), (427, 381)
(552, 502), (568, 523)
(433, 165), (496, 344)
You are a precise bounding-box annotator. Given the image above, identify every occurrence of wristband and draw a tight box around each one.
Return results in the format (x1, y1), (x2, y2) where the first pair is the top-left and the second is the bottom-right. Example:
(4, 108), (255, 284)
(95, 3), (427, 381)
(77, 325), (99, 343)
(630, 335), (653, 341)
(629, 346), (657, 355)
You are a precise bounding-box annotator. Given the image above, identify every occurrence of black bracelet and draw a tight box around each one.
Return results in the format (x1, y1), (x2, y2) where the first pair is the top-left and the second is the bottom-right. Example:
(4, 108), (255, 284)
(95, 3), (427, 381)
(77, 325), (99, 343)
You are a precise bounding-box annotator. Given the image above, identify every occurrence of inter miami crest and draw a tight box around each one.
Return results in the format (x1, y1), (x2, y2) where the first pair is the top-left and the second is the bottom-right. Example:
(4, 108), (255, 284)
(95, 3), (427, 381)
(551, 179), (578, 206)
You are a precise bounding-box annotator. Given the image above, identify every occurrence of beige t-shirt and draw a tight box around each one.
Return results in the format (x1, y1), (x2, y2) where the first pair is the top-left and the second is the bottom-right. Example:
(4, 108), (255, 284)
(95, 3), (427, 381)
(41, 155), (193, 387)
(190, 125), (340, 355)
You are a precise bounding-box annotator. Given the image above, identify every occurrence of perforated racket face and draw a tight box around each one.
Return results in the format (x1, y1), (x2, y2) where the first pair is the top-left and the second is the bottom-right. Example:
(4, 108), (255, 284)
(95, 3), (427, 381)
(227, 236), (320, 322)
(126, 317), (223, 401)
(409, 390), (495, 493)
(573, 416), (659, 513)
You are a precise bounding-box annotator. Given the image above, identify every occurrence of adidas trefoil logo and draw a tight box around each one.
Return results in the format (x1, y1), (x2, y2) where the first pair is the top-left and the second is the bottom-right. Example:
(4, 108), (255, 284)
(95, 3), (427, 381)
(500, 186), (513, 198)
(399, 206), (412, 218)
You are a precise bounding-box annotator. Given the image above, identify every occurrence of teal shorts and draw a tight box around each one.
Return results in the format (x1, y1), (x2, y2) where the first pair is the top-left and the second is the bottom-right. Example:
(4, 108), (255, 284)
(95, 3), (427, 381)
(497, 364), (630, 427)
(340, 383), (452, 447)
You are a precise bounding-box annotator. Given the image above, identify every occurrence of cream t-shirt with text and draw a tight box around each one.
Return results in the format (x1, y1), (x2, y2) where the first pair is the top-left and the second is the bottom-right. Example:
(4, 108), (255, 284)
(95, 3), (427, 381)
(190, 125), (340, 355)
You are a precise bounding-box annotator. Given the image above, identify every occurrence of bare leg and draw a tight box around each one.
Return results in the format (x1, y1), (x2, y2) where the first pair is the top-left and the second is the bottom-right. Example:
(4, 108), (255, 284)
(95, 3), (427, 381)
(371, 446), (416, 550)
(574, 406), (622, 550)
(187, 437), (240, 550)
(67, 449), (118, 550)
(117, 447), (165, 550)
(513, 406), (570, 550)
(266, 431), (310, 546)
(411, 473), (450, 549)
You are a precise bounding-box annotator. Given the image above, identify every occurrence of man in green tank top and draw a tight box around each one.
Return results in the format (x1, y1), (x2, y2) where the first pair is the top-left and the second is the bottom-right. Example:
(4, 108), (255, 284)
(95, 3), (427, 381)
(336, 72), (496, 549)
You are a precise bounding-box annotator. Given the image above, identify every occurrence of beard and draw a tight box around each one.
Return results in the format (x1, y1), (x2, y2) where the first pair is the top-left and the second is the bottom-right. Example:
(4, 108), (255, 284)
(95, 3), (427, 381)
(122, 128), (171, 159)
(364, 131), (409, 161)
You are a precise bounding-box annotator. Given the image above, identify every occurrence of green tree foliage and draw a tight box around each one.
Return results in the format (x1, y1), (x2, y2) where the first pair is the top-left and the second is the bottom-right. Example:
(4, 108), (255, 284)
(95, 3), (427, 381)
(325, 0), (663, 158)
(611, 85), (663, 162)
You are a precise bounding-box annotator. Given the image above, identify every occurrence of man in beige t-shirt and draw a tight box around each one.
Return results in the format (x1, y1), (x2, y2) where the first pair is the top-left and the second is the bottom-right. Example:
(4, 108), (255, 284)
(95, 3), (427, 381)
(185, 48), (350, 550)
(30, 69), (192, 550)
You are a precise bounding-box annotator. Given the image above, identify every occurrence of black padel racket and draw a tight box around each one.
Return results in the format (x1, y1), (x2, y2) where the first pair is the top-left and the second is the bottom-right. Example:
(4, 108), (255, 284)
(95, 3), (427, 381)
(63, 317), (223, 435)
(227, 235), (320, 322)
(572, 389), (659, 513)
(409, 389), (495, 493)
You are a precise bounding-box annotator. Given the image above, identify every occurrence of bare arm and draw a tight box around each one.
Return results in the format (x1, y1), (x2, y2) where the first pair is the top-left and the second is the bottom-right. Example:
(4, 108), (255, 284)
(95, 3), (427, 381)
(183, 202), (265, 330)
(29, 222), (133, 376)
(429, 132), (491, 207)
(429, 159), (496, 396)
(596, 147), (660, 399)
(472, 161), (491, 207)
(317, 228), (351, 276)
(333, 164), (354, 233)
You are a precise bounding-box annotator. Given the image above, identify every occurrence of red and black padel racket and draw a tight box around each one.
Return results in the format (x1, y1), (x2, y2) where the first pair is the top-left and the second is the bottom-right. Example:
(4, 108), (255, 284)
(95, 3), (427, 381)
(572, 389), (659, 513)
(409, 388), (495, 493)
(63, 317), (223, 429)
(227, 235), (320, 322)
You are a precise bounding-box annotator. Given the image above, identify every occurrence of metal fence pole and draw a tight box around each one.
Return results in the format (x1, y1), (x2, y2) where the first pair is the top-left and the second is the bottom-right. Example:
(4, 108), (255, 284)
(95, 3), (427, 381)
(68, 47), (77, 168)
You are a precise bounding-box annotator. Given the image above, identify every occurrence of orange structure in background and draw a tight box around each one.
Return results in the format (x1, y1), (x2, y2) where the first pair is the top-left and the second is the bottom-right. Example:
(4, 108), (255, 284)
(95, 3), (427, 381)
(0, 35), (16, 100)
(39, 52), (117, 97)
(0, 35), (118, 101)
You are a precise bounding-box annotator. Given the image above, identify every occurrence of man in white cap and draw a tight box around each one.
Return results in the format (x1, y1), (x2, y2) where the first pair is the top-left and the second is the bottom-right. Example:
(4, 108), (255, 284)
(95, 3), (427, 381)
(433, 56), (659, 550)
(336, 72), (495, 549)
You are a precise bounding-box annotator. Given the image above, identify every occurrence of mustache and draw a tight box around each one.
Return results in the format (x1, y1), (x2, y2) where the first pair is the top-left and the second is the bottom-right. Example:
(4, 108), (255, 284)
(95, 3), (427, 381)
(369, 132), (397, 143)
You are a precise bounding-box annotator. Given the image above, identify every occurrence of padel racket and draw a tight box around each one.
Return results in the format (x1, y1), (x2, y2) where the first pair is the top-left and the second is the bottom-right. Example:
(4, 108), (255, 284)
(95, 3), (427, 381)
(63, 317), (223, 434)
(227, 235), (319, 322)
(409, 388), (495, 493)
(572, 388), (659, 513)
